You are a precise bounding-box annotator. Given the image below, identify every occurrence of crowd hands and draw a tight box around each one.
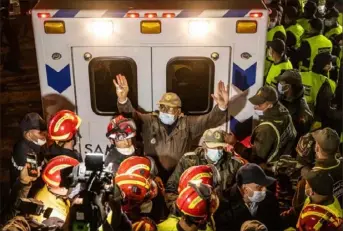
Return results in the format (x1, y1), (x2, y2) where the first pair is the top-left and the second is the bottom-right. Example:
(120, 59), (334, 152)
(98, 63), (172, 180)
(1, 0), (343, 230)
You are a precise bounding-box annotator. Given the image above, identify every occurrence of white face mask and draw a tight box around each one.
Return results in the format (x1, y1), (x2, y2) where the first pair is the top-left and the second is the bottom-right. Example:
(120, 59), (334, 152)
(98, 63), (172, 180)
(254, 109), (264, 116)
(278, 83), (290, 95)
(32, 138), (47, 146)
(116, 145), (135, 155)
(159, 112), (176, 125)
(324, 19), (335, 27)
(247, 187), (266, 203)
(140, 200), (153, 213)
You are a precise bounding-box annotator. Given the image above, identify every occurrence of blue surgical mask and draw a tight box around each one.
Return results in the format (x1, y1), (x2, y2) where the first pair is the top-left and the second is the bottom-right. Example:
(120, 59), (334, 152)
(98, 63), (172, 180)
(206, 148), (224, 163)
(159, 112), (176, 125)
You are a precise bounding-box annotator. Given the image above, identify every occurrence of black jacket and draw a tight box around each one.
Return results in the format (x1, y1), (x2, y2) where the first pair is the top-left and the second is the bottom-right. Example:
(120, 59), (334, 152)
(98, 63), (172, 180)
(104, 146), (139, 174)
(46, 142), (83, 162)
(11, 139), (45, 185)
(279, 89), (313, 139)
(214, 184), (283, 231)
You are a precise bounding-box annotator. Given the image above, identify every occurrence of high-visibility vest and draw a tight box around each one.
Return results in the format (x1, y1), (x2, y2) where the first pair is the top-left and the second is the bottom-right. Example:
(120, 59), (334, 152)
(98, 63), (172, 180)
(265, 25), (287, 76)
(338, 13), (343, 26)
(297, 18), (311, 35)
(325, 25), (343, 39)
(286, 23), (305, 48)
(297, 197), (343, 231)
(265, 59), (293, 87)
(301, 71), (337, 113)
(299, 35), (333, 72)
(32, 185), (70, 223)
(157, 215), (214, 231)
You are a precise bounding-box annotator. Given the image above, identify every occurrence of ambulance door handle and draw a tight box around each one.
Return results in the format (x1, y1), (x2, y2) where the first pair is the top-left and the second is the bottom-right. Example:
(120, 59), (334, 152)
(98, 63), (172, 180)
(84, 52), (92, 61)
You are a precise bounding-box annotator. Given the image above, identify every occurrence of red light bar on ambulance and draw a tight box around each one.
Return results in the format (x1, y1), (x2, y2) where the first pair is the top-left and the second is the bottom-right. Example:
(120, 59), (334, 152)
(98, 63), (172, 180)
(127, 13), (139, 18)
(38, 13), (51, 18)
(145, 13), (157, 18)
(249, 12), (263, 18)
(162, 13), (176, 18)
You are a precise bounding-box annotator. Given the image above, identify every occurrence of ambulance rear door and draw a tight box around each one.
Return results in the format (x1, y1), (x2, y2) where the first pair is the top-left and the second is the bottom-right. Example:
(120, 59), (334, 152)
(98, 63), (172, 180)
(152, 46), (231, 127)
(72, 47), (152, 155)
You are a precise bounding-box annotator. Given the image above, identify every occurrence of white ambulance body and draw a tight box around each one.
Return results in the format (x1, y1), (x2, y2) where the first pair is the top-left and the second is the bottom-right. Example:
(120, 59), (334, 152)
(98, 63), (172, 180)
(32, 0), (268, 156)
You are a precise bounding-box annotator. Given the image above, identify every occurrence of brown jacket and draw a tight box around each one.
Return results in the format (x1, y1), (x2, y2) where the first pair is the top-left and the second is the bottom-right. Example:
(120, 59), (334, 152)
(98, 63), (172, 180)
(117, 99), (228, 180)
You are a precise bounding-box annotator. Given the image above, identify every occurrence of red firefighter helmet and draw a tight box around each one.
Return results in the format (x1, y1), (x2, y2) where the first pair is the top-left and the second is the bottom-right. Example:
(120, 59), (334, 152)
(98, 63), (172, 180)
(106, 115), (136, 141)
(297, 203), (343, 231)
(42, 155), (79, 188)
(178, 165), (220, 193)
(48, 110), (81, 141)
(176, 183), (219, 222)
(132, 217), (157, 231)
(117, 156), (157, 179)
(114, 174), (157, 204)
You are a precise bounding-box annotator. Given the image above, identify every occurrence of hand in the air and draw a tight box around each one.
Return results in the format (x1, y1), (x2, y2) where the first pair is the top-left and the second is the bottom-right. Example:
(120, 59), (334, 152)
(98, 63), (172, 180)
(113, 74), (129, 103)
(212, 81), (230, 109)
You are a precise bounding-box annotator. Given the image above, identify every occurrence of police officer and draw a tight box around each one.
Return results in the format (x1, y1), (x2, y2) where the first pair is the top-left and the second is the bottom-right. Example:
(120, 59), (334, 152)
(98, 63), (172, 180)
(247, 86), (297, 167)
(297, 0), (317, 36)
(301, 53), (342, 131)
(283, 6), (305, 67)
(165, 129), (243, 208)
(276, 70), (313, 139)
(104, 115), (139, 173)
(265, 39), (293, 87)
(158, 182), (219, 231)
(324, 8), (342, 40)
(46, 110), (82, 162)
(265, 8), (286, 77)
(298, 18), (333, 72)
(296, 171), (342, 231)
(11, 113), (47, 186)
(113, 74), (241, 182)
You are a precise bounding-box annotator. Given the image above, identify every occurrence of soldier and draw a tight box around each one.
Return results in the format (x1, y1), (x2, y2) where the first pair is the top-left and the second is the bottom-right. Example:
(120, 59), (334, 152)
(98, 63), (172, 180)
(113, 74), (246, 182)
(245, 86), (297, 168)
(165, 129), (243, 210)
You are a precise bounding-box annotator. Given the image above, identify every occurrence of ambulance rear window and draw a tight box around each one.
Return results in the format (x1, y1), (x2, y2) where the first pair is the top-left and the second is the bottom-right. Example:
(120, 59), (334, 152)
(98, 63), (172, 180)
(166, 57), (214, 115)
(89, 57), (138, 115)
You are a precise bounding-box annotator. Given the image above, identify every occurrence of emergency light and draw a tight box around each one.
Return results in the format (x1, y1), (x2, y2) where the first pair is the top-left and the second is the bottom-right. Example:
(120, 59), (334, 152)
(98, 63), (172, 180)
(88, 21), (113, 37)
(38, 13), (51, 18)
(127, 13), (139, 18)
(236, 20), (257, 33)
(188, 20), (209, 37)
(44, 21), (65, 34)
(145, 13), (157, 18)
(141, 21), (161, 34)
(162, 13), (176, 18)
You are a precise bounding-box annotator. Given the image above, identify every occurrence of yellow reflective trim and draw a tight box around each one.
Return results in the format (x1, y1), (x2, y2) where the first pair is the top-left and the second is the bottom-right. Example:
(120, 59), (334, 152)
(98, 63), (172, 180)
(116, 180), (149, 189)
(54, 114), (74, 132)
(42, 175), (59, 187)
(51, 133), (72, 141)
(193, 172), (211, 180)
(188, 196), (202, 209)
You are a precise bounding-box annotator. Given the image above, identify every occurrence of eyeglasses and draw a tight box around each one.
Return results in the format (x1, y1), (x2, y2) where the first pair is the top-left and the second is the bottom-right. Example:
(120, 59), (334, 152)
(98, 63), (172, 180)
(159, 105), (180, 114)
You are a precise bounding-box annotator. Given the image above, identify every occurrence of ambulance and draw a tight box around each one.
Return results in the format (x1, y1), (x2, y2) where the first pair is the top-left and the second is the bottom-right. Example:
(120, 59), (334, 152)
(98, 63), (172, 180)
(32, 0), (268, 156)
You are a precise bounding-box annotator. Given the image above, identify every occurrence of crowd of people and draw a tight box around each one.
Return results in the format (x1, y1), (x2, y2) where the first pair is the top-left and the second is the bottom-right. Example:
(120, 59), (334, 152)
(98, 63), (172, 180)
(1, 0), (343, 230)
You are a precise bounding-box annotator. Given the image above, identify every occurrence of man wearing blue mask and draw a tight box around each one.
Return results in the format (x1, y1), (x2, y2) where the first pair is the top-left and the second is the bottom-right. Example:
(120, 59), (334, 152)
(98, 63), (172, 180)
(214, 163), (282, 231)
(246, 86), (297, 168)
(113, 74), (246, 183)
(165, 129), (244, 211)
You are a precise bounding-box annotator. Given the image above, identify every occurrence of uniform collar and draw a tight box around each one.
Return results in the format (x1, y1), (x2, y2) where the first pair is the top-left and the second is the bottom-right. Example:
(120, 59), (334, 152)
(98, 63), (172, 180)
(314, 157), (341, 170)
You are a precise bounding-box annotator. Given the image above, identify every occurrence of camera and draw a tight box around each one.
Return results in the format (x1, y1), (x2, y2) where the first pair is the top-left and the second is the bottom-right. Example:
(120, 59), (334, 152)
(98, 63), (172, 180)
(15, 198), (52, 218)
(60, 153), (113, 189)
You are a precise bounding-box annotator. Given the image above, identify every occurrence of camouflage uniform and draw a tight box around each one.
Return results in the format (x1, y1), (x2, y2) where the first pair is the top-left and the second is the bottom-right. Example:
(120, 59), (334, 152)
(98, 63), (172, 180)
(165, 130), (244, 210)
(118, 93), (231, 182)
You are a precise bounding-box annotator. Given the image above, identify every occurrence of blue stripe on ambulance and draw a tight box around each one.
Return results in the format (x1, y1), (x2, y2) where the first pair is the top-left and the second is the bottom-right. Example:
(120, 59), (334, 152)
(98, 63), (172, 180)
(230, 62), (257, 140)
(53, 9), (80, 18)
(232, 62), (257, 91)
(230, 116), (253, 141)
(46, 64), (71, 93)
(223, 9), (250, 17)
(176, 10), (203, 18)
